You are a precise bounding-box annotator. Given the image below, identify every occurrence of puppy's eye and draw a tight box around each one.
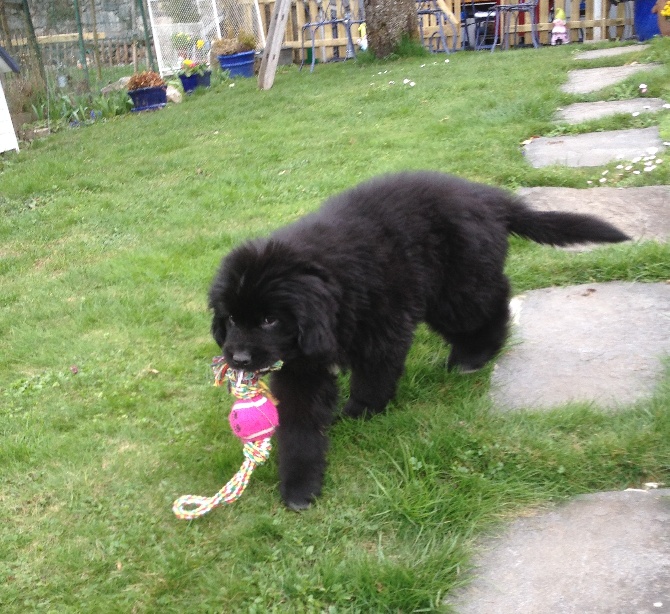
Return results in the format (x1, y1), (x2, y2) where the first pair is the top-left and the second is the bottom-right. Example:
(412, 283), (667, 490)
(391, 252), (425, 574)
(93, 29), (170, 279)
(227, 315), (236, 326)
(261, 317), (278, 330)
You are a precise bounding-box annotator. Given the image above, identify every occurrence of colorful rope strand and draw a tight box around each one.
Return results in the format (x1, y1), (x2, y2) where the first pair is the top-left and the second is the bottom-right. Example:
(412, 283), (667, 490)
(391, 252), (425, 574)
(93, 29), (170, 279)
(172, 358), (283, 520)
(172, 439), (272, 520)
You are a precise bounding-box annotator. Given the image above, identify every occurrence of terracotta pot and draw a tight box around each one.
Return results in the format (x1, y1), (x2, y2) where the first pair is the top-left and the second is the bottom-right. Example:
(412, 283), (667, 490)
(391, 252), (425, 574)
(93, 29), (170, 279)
(653, 0), (670, 36)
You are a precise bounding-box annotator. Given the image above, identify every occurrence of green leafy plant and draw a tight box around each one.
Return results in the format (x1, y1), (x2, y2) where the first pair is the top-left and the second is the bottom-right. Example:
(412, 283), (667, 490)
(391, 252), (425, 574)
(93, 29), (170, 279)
(177, 58), (209, 77)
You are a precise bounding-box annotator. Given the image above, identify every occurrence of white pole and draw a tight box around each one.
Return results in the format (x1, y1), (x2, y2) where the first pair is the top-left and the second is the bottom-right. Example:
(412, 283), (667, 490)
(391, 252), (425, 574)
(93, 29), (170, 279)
(593, 0), (602, 41)
(254, 0), (267, 47)
(211, 0), (222, 38)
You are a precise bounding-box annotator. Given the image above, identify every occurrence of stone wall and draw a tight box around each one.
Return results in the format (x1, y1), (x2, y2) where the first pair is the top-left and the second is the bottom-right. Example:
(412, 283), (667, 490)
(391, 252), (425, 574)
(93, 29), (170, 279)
(8, 0), (143, 40)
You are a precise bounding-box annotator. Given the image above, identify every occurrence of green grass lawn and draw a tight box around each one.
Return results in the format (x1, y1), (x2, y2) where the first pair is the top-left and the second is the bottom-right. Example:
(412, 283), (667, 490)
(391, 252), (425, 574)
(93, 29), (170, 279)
(1, 38), (670, 612)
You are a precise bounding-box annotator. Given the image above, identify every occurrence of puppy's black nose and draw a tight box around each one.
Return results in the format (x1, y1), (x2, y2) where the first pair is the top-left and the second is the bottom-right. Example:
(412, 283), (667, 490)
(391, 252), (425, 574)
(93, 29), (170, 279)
(232, 351), (252, 367)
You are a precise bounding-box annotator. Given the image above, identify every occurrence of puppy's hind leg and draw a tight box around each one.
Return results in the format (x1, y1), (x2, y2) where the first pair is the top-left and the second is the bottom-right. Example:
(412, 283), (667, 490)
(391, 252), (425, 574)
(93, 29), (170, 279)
(342, 335), (413, 419)
(427, 294), (510, 374)
(271, 365), (338, 511)
(445, 303), (509, 373)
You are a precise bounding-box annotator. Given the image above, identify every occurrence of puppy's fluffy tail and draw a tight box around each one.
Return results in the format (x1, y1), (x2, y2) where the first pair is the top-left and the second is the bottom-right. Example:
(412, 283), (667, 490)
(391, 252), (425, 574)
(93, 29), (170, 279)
(506, 199), (630, 246)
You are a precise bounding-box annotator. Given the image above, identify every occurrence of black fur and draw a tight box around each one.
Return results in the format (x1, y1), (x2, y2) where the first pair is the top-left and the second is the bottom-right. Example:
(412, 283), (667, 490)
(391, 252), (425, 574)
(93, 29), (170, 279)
(208, 171), (629, 510)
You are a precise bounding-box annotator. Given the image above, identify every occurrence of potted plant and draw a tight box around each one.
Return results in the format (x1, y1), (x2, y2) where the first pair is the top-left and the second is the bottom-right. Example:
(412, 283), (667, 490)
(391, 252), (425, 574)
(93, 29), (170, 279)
(126, 71), (167, 112)
(177, 58), (211, 93)
(211, 32), (257, 78)
(171, 31), (193, 57)
(653, 0), (670, 36)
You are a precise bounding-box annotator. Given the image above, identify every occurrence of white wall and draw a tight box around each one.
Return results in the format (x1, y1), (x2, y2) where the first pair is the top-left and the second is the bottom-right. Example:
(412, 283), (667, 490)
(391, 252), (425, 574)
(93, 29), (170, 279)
(0, 80), (19, 153)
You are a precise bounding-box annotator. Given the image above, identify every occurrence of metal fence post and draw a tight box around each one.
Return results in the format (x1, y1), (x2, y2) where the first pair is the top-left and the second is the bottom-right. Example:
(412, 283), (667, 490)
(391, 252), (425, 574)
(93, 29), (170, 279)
(137, 0), (156, 71)
(72, 0), (90, 89)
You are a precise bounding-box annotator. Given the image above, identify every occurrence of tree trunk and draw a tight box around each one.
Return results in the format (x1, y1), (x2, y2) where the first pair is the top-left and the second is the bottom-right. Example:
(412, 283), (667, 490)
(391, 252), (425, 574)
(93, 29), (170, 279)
(90, 0), (103, 80)
(0, 0), (14, 53)
(21, 0), (47, 88)
(363, 0), (420, 58)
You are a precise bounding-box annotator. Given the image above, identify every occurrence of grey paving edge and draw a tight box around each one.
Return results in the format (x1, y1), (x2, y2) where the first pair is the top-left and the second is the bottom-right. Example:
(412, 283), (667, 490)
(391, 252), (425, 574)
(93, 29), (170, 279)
(490, 282), (670, 411)
(523, 126), (664, 168)
(445, 489), (670, 614)
(555, 98), (668, 125)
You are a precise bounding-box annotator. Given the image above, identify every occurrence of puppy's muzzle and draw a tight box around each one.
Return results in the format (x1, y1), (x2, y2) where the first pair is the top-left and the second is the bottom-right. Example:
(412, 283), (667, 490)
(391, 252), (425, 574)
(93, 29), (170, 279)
(230, 350), (252, 368)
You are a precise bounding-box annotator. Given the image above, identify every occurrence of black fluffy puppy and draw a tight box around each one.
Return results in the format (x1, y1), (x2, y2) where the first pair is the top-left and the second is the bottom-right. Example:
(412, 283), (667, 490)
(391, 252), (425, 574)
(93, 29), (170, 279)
(209, 171), (629, 510)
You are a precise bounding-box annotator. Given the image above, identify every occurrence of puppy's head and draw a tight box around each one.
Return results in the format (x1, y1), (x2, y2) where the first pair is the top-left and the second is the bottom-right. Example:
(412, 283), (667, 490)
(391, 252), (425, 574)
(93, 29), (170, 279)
(208, 240), (339, 370)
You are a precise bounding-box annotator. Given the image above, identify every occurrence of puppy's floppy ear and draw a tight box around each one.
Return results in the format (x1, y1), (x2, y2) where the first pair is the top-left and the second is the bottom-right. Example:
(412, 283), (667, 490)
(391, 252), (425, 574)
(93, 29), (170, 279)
(210, 310), (226, 348)
(294, 272), (339, 359)
(208, 279), (228, 349)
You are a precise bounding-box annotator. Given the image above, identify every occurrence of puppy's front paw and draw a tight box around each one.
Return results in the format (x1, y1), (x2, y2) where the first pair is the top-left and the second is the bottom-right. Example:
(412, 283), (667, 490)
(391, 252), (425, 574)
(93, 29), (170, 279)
(281, 487), (316, 512)
(284, 495), (313, 512)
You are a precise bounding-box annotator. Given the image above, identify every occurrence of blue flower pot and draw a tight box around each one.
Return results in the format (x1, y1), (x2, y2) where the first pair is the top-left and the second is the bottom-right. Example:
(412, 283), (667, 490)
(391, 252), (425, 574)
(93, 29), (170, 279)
(197, 71), (211, 88)
(128, 86), (167, 112)
(217, 51), (255, 78)
(179, 73), (198, 93)
(179, 71), (211, 93)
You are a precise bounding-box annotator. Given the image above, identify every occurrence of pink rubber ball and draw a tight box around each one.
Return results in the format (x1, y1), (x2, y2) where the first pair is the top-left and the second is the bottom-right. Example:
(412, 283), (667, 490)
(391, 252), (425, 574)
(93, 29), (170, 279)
(229, 395), (279, 443)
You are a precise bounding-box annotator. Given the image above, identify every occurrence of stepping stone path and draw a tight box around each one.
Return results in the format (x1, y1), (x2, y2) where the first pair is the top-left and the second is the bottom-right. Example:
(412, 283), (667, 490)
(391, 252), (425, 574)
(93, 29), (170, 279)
(524, 126), (664, 168)
(524, 45), (666, 168)
(518, 186), (670, 244)
(561, 63), (662, 95)
(573, 43), (649, 60)
(445, 489), (670, 614)
(491, 282), (670, 411)
(556, 98), (668, 124)
(453, 44), (670, 613)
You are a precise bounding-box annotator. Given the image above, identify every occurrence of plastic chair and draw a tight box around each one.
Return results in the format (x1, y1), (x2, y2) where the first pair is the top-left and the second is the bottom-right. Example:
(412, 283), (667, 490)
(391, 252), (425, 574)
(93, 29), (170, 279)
(300, 0), (365, 72)
(416, 0), (459, 54)
(462, 0), (498, 50)
(491, 0), (540, 51)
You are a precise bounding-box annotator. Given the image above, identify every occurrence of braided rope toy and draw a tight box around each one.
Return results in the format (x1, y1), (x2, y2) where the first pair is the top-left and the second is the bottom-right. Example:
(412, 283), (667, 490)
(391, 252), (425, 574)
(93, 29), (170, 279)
(172, 357), (283, 520)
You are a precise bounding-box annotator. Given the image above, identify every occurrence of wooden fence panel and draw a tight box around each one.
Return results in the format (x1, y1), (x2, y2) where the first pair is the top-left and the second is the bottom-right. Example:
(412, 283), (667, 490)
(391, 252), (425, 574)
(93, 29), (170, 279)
(255, 0), (635, 58)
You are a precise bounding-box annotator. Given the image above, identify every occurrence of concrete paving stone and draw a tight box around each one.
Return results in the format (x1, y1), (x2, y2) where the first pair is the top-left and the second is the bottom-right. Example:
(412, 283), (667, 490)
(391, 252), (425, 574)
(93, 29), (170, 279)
(555, 98), (668, 124)
(523, 126), (665, 168)
(562, 63), (662, 95)
(518, 186), (670, 244)
(490, 282), (670, 411)
(573, 44), (650, 61)
(445, 489), (670, 614)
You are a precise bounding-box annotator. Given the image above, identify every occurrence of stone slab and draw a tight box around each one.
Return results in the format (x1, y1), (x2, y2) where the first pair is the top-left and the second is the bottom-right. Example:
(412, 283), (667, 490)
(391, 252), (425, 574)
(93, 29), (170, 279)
(555, 98), (668, 124)
(573, 44), (650, 61)
(490, 282), (670, 411)
(518, 186), (670, 244)
(562, 64), (661, 95)
(523, 126), (664, 168)
(445, 489), (670, 614)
